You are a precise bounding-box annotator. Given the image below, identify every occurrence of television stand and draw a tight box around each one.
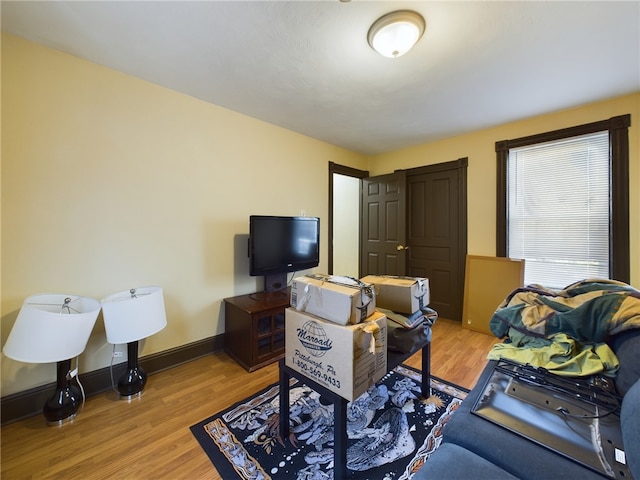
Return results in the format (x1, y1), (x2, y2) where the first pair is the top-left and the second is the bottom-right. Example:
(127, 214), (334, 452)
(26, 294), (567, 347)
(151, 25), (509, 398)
(264, 272), (288, 292)
(223, 288), (290, 372)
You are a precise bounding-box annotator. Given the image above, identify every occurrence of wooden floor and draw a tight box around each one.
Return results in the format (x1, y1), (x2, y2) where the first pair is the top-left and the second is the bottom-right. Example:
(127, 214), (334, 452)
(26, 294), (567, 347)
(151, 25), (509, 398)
(1, 318), (500, 480)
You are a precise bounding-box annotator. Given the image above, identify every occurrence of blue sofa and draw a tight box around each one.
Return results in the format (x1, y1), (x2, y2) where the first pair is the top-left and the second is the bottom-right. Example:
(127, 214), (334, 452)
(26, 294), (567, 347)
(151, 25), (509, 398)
(415, 328), (640, 480)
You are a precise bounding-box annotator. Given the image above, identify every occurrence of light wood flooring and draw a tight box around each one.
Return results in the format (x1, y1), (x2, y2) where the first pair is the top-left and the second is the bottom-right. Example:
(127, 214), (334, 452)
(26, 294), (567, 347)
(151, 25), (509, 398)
(1, 318), (500, 480)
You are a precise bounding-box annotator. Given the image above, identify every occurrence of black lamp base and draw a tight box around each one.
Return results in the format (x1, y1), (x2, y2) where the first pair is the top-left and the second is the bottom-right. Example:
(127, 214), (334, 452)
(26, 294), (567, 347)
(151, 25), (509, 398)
(117, 367), (147, 399)
(43, 359), (82, 426)
(117, 341), (147, 400)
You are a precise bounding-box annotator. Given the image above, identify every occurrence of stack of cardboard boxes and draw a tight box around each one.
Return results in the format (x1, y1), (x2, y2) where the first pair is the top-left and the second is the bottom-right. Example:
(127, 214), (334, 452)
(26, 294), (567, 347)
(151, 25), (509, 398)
(285, 274), (431, 401)
(360, 275), (430, 319)
(361, 275), (434, 353)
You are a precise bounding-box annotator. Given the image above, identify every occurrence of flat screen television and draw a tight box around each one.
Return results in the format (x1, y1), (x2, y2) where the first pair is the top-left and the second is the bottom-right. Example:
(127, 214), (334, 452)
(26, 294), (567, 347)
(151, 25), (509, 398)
(249, 215), (320, 291)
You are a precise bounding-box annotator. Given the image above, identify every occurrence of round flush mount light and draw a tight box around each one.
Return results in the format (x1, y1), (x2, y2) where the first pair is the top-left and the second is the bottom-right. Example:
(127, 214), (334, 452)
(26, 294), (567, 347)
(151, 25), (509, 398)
(368, 10), (426, 58)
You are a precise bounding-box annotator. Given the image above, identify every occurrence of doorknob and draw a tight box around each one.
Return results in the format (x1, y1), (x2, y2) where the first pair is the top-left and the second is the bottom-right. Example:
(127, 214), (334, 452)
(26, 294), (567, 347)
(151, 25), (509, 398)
(396, 244), (409, 251)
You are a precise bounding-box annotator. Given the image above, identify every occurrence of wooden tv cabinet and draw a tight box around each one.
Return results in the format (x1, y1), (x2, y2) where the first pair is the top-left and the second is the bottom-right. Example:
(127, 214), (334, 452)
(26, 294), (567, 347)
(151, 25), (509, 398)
(223, 288), (290, 372)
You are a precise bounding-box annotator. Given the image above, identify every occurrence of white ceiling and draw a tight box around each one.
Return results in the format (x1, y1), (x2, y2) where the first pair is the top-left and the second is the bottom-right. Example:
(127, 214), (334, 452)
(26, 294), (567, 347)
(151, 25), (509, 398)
(2, 1), (639, 155)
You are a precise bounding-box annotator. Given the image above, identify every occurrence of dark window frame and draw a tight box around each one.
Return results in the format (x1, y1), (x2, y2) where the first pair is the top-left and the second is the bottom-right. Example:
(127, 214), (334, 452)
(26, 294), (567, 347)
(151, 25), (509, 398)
(496, 114), (630, 284)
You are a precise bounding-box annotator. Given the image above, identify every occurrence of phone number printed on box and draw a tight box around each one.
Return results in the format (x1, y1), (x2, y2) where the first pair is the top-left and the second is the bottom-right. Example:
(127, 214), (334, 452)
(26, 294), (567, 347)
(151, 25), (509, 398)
(292, 350), (341, 389)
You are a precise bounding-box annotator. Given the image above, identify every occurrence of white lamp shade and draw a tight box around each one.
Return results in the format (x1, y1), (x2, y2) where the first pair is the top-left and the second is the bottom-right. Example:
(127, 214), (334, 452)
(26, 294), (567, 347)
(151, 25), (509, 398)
(3, 294), (101, 363)
(101, 286), (167, 344)
(368, 10), (426, 58)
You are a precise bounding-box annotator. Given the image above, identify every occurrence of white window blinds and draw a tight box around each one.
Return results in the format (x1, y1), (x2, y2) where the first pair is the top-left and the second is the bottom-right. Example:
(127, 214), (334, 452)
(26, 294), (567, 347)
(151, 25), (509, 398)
(507, 131), (610, 288)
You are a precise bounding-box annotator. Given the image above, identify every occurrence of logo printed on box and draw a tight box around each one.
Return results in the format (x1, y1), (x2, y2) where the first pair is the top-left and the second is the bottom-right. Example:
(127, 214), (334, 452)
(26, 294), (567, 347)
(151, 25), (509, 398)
(297, 321), (333, 357)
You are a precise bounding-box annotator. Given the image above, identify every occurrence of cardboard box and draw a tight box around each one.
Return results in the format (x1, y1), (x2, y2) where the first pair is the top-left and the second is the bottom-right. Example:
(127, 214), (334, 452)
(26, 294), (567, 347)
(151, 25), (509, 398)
(360, 275), (430, 314)
(290, 274), (376, 325)
(285, 308), (387, 401)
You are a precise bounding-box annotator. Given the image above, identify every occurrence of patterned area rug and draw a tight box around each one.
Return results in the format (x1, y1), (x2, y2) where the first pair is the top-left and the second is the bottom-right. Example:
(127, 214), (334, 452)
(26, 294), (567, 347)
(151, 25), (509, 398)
(190, 365), (468, 480)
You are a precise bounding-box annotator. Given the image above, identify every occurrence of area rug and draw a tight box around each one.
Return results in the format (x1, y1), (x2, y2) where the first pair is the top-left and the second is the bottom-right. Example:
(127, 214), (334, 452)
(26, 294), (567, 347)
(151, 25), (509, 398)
(190, 365), (468, 480)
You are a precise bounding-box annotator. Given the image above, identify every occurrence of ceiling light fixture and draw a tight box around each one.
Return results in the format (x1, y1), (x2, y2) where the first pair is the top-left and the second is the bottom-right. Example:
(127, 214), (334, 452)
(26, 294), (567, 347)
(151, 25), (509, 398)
(368, 10), (426, 58)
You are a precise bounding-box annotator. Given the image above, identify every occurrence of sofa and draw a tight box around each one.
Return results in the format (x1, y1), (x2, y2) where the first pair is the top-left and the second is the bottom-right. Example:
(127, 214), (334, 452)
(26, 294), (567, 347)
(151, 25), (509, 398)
(415, 319), (640, 479)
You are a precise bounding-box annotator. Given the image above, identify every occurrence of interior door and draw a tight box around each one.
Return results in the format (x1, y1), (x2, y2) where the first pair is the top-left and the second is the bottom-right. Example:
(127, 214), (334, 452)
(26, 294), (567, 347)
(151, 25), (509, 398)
(406, 160), (467, 321)
(360, 171), (407, 276)
(335, 160), (466, 320)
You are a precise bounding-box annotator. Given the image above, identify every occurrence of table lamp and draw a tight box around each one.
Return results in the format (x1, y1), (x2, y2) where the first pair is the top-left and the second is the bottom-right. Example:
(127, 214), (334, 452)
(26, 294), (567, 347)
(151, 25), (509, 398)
(3, 294), (101, 425)
(101, 286), (167, 399)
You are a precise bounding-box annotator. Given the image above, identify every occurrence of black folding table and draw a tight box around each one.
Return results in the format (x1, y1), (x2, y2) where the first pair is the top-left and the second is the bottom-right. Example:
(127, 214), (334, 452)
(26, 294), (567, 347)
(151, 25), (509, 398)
(278, 340), (431, 480)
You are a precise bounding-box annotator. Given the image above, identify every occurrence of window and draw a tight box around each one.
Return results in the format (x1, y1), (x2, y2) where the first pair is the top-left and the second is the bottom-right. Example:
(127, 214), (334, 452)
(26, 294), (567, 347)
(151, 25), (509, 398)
(496, 114), (630, 287)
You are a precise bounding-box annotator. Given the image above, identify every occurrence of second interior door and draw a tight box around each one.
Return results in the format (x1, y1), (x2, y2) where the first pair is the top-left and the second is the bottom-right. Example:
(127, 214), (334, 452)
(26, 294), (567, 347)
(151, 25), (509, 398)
(360, 171), (407, 276)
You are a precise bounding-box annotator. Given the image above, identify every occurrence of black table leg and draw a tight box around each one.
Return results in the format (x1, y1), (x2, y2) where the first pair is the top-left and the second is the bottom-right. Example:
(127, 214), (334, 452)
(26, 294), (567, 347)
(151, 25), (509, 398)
(279, 359), (290, 439)
(278, 338), (432, 479)
(334, 397), (348, 480)
(422, 342), (431, 397)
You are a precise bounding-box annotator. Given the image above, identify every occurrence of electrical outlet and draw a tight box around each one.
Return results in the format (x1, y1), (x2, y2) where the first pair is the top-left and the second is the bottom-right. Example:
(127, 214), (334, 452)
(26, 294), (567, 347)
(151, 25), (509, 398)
(113, 351), (123, 358)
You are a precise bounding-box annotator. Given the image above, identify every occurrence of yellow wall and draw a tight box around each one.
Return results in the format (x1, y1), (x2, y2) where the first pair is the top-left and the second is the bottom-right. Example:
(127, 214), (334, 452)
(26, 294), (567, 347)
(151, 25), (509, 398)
(0, 34), (367, 395)
(369, 92), (640, 287)
(2, 32), (639, 397)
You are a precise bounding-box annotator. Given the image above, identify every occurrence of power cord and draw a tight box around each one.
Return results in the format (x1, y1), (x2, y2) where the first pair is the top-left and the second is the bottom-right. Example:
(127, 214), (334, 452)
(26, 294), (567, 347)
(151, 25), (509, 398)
(109, 344), (120, 394)
(555, 404), (617, 419)
(68, 357), (86, 411)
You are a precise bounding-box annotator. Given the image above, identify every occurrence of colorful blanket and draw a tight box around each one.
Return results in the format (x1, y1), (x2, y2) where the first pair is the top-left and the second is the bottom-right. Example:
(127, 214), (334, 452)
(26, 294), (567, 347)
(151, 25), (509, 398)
(487, 279), (640, 376)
